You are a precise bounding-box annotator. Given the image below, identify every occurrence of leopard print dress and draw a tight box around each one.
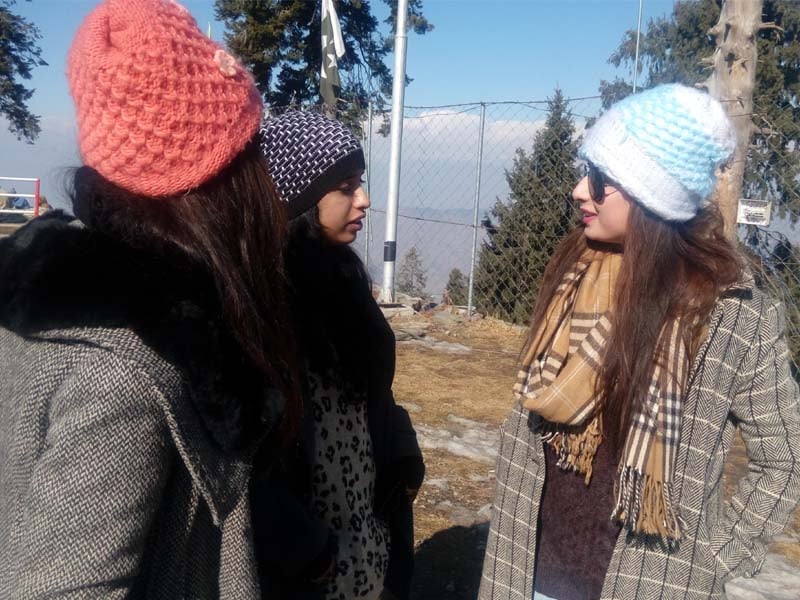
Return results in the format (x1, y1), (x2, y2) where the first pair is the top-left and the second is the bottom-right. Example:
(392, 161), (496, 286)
(308, 370), (390, 600)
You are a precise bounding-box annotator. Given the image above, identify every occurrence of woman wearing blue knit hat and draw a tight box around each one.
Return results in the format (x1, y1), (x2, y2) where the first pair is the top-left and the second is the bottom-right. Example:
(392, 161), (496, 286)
(479, 84), (800, 600)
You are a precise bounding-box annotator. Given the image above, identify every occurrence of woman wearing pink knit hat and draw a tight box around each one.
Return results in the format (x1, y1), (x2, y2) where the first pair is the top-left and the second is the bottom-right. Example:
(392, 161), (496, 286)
(0, 0), (299, 597)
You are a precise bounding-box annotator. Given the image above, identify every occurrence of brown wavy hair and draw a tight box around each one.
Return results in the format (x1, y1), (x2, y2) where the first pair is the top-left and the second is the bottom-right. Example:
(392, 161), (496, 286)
(524, 201), (744, 452)
(70, 136), (301, 443)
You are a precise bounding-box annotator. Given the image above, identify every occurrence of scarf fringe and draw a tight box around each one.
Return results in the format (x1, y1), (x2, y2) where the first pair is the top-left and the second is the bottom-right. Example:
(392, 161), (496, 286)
(518, 251), (686, 544)
(542, 416), (603, 485)
(612, 466), (684, 542)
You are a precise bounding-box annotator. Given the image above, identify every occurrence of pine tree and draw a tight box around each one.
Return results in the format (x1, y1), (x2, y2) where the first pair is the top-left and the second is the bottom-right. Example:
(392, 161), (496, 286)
(474, 89), (579, 324)
(444, 268), (467, 305)
(397, 246), (427, 298)
(214, 0), (432, 126)
(0, 0), (47, 142)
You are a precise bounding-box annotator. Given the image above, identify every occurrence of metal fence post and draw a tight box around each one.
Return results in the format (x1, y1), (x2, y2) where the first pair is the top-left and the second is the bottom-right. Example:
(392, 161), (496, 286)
(467, 102), (487, 318)
(379, 0), (409, 303)
(364, 101), (373, 270)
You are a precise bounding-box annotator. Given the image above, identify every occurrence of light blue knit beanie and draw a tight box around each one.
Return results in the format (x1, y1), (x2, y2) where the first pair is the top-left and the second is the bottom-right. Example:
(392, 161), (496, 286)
(578, 84), (736, 222)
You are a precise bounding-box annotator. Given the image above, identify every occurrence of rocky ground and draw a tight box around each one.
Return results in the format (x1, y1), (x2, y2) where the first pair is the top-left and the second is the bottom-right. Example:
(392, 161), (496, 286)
(388, 309), (800, 600)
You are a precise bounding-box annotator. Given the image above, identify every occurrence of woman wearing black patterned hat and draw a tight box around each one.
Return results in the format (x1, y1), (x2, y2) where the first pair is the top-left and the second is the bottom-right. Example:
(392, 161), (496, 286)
(251, 111), (425, 600)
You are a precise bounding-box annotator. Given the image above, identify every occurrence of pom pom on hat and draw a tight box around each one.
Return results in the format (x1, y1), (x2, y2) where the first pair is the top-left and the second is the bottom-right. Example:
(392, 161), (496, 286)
(579, 84), (736, 222)
(67, 0), (263, 198)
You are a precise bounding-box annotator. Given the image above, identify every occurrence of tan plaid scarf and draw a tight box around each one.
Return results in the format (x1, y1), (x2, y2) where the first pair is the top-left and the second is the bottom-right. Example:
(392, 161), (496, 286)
(515, 250), (686, 541)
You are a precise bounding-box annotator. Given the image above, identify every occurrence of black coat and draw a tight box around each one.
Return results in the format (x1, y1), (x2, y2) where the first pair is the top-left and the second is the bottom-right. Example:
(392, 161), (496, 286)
(250, 234), (424, 600)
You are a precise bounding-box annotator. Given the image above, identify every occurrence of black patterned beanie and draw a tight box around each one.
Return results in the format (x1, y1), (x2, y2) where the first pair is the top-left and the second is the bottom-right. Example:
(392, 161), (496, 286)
(260, 111), (365, 218)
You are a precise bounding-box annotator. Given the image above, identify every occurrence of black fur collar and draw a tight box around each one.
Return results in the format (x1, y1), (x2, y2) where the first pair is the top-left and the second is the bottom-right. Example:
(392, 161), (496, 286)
(0, 211), (282, 455)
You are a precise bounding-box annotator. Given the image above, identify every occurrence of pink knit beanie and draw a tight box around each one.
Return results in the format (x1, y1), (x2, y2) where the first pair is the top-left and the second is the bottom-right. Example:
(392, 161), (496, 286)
(67, 0), (263, 197)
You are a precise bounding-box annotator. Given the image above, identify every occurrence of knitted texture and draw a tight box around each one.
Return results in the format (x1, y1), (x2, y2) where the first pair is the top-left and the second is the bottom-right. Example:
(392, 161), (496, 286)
(67, 0), (263, 198)
(579, 84), (736, 222)
(261, 111), (365, 218)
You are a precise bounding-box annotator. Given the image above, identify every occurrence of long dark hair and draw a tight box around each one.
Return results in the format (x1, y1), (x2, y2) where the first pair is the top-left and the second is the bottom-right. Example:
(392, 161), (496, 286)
(285, 206), (375, 392)
(524, 201), (744, 452)
(70, 136), (301, 440)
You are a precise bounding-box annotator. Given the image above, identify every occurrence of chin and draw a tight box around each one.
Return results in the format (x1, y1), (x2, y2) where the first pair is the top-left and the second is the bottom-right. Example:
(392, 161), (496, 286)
(583, 229), (618, 244)
(334, 233), (357, 246)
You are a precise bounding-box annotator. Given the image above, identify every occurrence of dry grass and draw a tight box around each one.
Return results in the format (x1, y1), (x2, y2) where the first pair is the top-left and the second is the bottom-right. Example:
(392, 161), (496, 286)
(393, 314), (521, 429)
(413, 449), (494, 541)
(395, 313), (800, 572)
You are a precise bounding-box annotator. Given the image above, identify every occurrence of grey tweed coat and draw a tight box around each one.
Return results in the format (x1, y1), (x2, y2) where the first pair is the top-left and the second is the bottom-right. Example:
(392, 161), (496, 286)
(479, 281), (800, 600)
(0, 214), (284, 598)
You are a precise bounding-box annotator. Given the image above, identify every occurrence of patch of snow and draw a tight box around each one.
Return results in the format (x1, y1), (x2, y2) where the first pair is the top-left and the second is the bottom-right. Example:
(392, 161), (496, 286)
(425, 478), (450, 492)
(415, 415), (499, 464)
(476, 503), (492, 522)
(381, 306), (416, 319)
(770, 531), (799, 545)
(725, 554), (800, 600)
(401, 337), (472, 354)
(449, 505), (479, 526)
(393, 323), (431, 341)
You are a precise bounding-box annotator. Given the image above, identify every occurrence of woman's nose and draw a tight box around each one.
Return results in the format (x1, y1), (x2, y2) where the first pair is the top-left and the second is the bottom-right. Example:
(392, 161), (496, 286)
(355, 186), (371, 210)
(573, 176), (591, 204)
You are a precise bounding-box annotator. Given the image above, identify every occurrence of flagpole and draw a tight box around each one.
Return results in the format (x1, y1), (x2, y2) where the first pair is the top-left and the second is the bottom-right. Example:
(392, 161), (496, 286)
(364, 100), (373, 271)
(633, 0), (643, 93)
(379, 0), (409, 303)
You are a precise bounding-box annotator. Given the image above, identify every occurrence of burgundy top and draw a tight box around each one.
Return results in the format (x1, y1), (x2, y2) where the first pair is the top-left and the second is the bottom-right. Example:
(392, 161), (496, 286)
(534, 436), (622, 600)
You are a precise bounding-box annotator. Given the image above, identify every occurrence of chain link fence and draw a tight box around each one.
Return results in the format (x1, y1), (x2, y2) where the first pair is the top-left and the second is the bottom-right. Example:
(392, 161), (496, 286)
(268, 95), (800, 369)
(355, 97), (602, 310)
(737, 97), (800, 372)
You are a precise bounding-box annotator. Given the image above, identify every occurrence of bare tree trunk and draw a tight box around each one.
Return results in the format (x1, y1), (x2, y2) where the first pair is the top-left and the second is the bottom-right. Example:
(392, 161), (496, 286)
(322, 103), (337, 119)
(704, 0), (762, 242)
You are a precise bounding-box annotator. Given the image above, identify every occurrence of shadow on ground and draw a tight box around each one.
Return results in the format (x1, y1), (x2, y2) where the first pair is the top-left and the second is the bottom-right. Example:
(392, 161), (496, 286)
(411, 523), (489, 600)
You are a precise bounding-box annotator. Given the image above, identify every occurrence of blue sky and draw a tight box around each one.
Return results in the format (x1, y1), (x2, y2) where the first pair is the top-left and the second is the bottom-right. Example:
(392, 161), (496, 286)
(1, 0), (676, 206)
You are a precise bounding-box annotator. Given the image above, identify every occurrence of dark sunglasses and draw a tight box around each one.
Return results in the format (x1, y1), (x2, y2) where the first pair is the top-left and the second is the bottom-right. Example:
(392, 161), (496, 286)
(583, 163), (609, 204)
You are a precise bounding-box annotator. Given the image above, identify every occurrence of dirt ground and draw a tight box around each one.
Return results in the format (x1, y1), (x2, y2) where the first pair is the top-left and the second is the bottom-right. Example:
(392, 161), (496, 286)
(391, 311), (800, 600)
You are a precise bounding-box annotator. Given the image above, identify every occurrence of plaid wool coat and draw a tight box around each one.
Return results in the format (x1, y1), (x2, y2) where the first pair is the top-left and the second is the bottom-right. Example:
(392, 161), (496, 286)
(479, 281), (800, 600)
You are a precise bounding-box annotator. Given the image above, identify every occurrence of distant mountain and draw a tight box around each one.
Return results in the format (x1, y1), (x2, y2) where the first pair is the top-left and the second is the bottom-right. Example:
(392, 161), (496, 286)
(356, 205), (494, 301)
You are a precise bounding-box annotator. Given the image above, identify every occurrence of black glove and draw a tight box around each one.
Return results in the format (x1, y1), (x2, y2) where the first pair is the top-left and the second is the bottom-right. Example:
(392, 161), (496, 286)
(374, 456), (425, 519)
